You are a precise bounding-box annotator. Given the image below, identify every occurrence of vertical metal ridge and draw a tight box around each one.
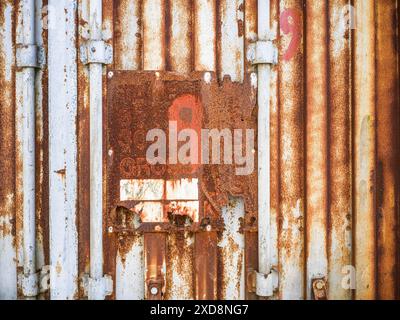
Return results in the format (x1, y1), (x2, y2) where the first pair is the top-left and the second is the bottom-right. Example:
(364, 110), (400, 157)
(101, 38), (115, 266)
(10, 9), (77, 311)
(0, 0), (17, 300)
(114, 0), (143, 70)
(168, 0), (192, 74)
(48, 0), (79, 300)
(327, 0), (352, 300)
(305, 0), (329, 300)
(77, 0), (91, 300)
(278, 0), (305, 300)
(194, 0), (217, 72)
(218, 0), (245, 82)
(35, 0), (49, 299)
(143, 0), (166, 71)
(375, 0), (398, 300)
(353, 0), (377, 300)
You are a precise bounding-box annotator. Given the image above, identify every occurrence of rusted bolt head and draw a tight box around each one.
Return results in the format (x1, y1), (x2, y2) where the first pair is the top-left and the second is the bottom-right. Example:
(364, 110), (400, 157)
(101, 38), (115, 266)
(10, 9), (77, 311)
(315, 280), (325, 290)
(154, 225), (161, 232)
(108, 71), (114, 79)
(150, 287), (158, 295)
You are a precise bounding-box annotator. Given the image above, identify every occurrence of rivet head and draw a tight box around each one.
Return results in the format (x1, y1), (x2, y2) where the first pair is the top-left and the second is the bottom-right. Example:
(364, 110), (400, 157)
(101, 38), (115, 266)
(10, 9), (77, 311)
(108, 226), (113, 233)
(150, 287), (158, 295)
(315, 280), (324, 290)
(108, 71), (114, 79)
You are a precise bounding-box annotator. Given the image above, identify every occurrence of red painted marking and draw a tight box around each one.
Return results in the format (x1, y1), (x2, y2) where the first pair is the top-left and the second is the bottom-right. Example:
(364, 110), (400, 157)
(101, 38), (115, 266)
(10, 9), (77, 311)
(280, 8), (302, 61)
(168, 94), (202, 174)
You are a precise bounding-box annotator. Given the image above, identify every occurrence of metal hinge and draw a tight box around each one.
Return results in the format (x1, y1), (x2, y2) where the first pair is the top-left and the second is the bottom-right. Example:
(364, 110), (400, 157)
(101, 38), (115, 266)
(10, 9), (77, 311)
(16, 44), (46, 68)
(250, 40), (278, 65)
(80, 40), (113, 65)
(81, 274), (113, 300)
(248, 269), (279, 297)
(20, 266), (50, 298)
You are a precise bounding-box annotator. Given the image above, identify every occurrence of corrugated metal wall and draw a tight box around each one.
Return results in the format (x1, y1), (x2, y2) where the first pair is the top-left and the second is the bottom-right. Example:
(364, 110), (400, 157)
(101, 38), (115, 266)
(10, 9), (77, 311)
(0, 0), (399, 300)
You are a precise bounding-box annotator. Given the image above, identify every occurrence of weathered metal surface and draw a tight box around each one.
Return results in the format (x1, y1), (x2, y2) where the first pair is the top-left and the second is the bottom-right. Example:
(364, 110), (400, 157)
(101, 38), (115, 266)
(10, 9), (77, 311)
(48, 0), (79, 299)
(375, 0), (399, 300)
(0, 0), (399, 301)
(353, 0), (377, 300)
(106, 70), (257, 299)
(305, 0), (329, 299)
(327, 0), (352, 300)
(0, 0), (17, 300)
(278, 0), (305, 300)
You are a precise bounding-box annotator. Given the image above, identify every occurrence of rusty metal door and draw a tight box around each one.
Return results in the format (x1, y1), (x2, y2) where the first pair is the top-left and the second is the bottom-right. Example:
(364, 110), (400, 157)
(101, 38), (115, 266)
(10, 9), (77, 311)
(0, 0), (399, 301)
(105, 70), (259, 300)
(100, 0), (263, 301)
(84, 0), (400, 300)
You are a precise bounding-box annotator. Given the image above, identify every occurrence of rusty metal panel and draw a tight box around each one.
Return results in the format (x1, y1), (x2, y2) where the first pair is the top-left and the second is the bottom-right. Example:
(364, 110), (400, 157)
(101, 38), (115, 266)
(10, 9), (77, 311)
(305, 0), (329, 299)
(106, 70), (257, 300)
(0, 0), (17, 300)
(277, 0), (305, 300)
(327, 0), (352, 301)
(0, 0), (399, 301)
(375, 0), (399, 300)
(353, 0), (377, 300)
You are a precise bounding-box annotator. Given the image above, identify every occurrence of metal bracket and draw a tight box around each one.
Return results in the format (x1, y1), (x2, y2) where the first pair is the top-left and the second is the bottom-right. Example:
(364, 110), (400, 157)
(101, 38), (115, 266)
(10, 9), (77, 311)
(16, 44), (46, 68)
(81, 274), (113, 300)
(20, 266), (51, 298)
(21, 272), (39, 298)
(146, 278), (164, 300)
(250, 40), (278, 65)
(38, 267), (51, 294)
(252, 269), (279, 297)
(80, 40), (113, 65)
(312, 278), (328, 300)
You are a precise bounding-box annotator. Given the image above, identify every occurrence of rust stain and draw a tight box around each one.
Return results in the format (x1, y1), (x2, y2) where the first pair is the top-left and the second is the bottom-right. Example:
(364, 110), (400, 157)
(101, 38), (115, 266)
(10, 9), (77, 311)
(1, 0), (399, 301)
(375, 0), (399, 300)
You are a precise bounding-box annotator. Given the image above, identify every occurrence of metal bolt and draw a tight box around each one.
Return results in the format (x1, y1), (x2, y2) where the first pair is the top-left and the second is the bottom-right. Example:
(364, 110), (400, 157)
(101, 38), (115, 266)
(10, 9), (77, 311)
(154, 225), (161, 232)
(315, 280), (324, 290)
(206, 225), (212, 232)
(108, 226), (113, 234)
(150, 286), (158, 296)
(108, 71), (114, 79)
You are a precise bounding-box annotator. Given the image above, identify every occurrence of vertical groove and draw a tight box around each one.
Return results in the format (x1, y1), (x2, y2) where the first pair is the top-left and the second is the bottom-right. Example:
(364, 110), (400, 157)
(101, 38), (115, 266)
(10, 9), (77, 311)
(375, 0), (398, 300)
